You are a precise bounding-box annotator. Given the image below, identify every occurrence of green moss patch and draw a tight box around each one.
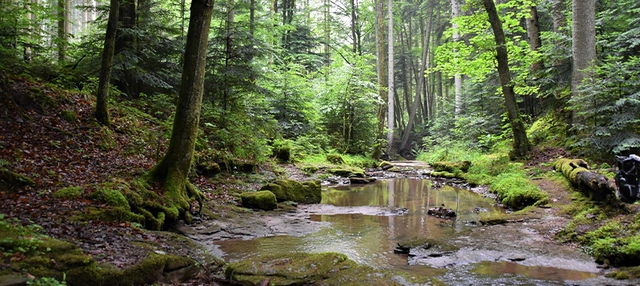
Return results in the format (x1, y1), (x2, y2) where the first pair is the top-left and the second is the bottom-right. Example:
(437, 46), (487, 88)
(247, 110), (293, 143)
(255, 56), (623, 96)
(490, 173), (548, 210)
(328, 168), (365, 178)
(240, 191), (277, 210)
(259, 179), (321, 204)
(225, 252), (436, 286)
(53, 186), (83, 199)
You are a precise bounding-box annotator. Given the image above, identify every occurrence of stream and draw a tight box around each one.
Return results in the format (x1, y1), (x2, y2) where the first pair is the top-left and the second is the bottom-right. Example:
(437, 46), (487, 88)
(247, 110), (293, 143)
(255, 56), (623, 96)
(202, 175), (623, 285)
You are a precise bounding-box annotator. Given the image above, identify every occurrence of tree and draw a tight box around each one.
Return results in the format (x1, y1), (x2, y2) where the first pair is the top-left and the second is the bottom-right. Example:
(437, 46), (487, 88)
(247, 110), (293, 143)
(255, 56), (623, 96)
(451, 0), (462, 115)
(571, 0), (596, 125)
(482, 0), (531, 158)
(57, 0), (70, 62)
(399, 0), (434, 153)
(94, 0), (119, 126)
(144, 0), (214, 223)
(386, 0), (394, 156)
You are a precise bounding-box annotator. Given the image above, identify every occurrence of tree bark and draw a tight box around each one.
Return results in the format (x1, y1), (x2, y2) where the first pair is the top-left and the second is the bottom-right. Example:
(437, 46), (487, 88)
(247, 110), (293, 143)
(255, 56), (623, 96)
(482, 0), (531, 158)
(387, 0), (394, 156)
(451, 0), (462, 116)
(144, 0), (213, 223)
(526, 2), (543, 74)
(571, 0), (596, 124)
(373, 0), (387, 159)
(95, 0), (119, 126)
(57, 0), (70, 62)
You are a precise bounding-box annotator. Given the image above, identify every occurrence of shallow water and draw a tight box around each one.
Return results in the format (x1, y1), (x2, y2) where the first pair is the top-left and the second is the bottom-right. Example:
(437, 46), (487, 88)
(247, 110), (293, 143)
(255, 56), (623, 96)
(214, 178), (599, 284)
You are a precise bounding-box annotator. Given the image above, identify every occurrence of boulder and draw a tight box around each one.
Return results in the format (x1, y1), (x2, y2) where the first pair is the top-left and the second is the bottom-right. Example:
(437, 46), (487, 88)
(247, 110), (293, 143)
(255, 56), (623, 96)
(241, 191), (277, 210)
(260, 179), (321, 204)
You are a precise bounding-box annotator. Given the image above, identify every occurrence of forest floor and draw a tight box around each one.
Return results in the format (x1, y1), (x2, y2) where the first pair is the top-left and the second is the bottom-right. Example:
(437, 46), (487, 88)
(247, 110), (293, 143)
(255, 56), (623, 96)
(1, 73), (639, 285)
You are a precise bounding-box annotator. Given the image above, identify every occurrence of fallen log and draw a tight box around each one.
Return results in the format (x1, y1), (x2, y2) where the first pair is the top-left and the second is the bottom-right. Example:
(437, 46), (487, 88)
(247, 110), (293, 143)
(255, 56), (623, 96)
(553, 158), (615, 200)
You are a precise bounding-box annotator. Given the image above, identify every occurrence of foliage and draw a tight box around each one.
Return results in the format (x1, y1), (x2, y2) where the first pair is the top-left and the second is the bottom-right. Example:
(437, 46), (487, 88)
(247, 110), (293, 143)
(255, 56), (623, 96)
(27, 275), (67, 286)
(569, 56), (640, 156)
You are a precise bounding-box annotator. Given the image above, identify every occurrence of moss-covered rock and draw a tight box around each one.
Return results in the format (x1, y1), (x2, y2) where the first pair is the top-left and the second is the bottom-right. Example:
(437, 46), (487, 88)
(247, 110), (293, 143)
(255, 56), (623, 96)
(224, 252), (436, 286)
(241, 191), (277, 210)
(431, 160), (471, 173)
(53, 186), (83, 199)
(328, 168), (365, 178)
(259, 179), (321, 204)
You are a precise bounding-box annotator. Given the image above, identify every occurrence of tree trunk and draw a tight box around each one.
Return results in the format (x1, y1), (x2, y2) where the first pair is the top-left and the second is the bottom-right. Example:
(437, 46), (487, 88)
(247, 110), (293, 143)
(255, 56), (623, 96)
(387, 0), (394, 156)
(95, 0), (119, 126)
(373, 0), (387, 159)
(144, 0), (213, 223)
(451, 0), (462, 116)
(571, 0), (596, 125)
(115, 0), (138, 97)
(526, 2), (543, 73)
(482, 0), (531, 159)
(57, 0), (70, 62)
(399, 1), (433, 153)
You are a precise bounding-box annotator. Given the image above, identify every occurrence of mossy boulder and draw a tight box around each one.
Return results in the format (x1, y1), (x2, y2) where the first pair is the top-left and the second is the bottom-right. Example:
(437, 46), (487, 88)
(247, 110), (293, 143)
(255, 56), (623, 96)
(224, 252), (436, 286)
(260, 179), (321, 204)
(241, 191), (278, 210)
(328, 168), (365, 178)
(431, 160), (471, 173)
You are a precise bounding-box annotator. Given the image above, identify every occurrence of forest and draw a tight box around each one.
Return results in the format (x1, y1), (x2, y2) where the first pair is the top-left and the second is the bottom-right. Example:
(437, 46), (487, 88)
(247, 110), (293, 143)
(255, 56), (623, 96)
(1, 0), (640, 285)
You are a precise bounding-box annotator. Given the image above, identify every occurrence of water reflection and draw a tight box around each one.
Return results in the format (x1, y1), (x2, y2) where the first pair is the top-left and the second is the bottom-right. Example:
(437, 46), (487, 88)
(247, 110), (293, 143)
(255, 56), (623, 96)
(215, 179), (498, 269)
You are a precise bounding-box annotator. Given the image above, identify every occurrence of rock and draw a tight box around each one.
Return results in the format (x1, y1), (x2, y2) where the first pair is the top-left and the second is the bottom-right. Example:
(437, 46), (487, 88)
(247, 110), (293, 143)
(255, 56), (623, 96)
(326, 154), (345, 165)
(240, 191), (277, 210)
(427, 205), (456, 218)
(260, 179), (321, 204)
(349, 177), (376, 184)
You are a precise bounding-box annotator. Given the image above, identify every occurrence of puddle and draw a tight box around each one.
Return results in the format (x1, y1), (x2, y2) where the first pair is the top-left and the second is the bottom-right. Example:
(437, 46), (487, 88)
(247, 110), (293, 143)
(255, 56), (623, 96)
(213, 178), (601, 283)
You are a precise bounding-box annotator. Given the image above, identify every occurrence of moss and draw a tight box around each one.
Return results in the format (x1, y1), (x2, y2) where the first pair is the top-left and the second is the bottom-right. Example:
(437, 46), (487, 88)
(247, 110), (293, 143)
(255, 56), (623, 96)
(240, 191), (277, 210)
(77, 206), (145, 224)
(225, 252), (436, 286)
(52, 186), (83, 199)
(89, 188), (131, 210)
(326, 154), (345, 165)
(431, 160), (471, 173)
(328, 168), (365, 178)
(379, 161), (393, 168)
(301, 165), (319, 174)
(60, 109), (77, 122)
(0, 168), (35, 190)
(490, 173), (548, 210)
(431, 170), (461, 179)
(260, 179), (321, 204)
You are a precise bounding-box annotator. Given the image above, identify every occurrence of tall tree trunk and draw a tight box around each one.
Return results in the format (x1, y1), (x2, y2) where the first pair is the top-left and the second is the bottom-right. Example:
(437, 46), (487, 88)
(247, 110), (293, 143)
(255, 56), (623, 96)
(571, 0), (596, 125)
(349, 0), (358, 55)
(483, 0), (531, 159)
(526, 2), (543, 73)
(451, 0), (462, 116)
(551, 0), (565, 33)
(400, 1), (433, 153)
(115, 0), (138, 97)
(95, 0), (119, 126)
(144, 0), (213, 223)
(525, 1), (543, 115)
(387, 0), (394, 156)
(57, 0), (70, 62)
(373, 0), (387, 159)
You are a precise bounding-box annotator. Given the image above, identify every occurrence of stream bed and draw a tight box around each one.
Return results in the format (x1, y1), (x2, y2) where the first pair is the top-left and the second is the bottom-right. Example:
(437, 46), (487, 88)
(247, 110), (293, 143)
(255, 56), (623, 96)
(207, 178), (617, 285)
